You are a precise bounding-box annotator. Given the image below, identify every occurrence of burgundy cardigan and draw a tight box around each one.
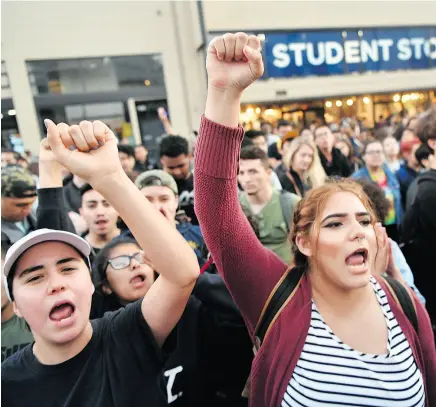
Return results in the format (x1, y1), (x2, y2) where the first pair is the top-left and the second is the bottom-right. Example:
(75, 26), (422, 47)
(194, 116), (436, 407)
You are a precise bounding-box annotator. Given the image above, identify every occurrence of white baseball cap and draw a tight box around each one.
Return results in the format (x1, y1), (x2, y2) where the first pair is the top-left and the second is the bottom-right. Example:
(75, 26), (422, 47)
(3, 229), (91, 301)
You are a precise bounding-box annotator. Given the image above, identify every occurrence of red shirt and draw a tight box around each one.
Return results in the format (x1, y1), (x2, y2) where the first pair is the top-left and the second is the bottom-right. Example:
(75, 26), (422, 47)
(194, 116), (436, 407)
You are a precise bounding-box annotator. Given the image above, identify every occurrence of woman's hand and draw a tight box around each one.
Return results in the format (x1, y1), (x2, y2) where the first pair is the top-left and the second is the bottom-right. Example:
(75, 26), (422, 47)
(206, 32), (264, 95)
(205, 32), (264, 128)
(374, 223), (389, 276)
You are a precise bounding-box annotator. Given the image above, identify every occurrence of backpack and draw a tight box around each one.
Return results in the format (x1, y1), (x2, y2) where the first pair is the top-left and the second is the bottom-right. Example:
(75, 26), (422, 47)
(241, 268), (418, 397)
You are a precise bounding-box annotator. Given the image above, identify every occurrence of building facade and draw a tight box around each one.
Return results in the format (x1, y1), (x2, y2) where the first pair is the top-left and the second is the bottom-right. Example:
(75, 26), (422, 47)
(204, 1), (436, 129)
(1, 1), (207, 155)
(2, 1), (436, 153)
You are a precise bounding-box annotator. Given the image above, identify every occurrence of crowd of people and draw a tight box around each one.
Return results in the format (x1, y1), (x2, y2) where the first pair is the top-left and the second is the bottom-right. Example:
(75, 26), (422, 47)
(1, 32), (435, 407)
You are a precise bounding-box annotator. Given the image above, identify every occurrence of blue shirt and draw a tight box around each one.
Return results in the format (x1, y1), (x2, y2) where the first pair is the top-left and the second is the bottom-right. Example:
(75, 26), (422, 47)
(391, 240), (426, 305)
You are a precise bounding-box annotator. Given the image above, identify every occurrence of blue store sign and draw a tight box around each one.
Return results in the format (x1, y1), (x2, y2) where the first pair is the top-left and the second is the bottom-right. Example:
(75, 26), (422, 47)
(264, 27), (436, 78)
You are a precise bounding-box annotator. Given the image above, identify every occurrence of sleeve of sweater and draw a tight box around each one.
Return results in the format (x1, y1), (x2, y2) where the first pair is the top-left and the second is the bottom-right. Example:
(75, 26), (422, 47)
(36, 187), (76, 233)
(194, 116), (288, 336)
(414, 294), (436, 405)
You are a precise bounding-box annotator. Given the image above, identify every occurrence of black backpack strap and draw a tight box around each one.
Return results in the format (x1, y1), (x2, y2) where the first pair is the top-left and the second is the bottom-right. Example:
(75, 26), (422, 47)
(383, 276), (419, 334)
(254, 266), (305, 350)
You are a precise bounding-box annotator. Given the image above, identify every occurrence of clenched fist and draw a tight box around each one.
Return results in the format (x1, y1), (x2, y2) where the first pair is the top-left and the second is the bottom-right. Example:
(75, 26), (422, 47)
(44, 119), (123, 186)
(206, 33), (264, 94)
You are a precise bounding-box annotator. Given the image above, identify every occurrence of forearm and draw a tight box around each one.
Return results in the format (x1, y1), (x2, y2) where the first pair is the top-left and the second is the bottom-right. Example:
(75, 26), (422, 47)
(161, 119), (175, 136)
(204, 87), (242, 128)
(38, 160), (63, 188)
(93, 171), (199, 287)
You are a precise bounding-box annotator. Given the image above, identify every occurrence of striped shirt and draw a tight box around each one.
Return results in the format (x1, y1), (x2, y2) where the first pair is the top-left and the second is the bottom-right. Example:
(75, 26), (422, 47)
(282, 277), (425, 407)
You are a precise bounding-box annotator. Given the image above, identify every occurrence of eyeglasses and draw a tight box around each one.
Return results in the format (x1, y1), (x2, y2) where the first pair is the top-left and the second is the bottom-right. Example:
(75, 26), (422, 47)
(106, 252), (143, 271)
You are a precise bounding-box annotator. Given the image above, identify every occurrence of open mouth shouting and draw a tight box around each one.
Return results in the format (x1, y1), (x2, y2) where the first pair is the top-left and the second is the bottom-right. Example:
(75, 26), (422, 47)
(129, 273), (147, 288)
(94, 218), (109, 229)
(49, 300), (76, 327)
(345, 247), (369, 274)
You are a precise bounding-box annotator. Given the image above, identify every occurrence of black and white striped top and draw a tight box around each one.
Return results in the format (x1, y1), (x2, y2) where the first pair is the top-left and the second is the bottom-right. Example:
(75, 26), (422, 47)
(282, 277), (425, 407)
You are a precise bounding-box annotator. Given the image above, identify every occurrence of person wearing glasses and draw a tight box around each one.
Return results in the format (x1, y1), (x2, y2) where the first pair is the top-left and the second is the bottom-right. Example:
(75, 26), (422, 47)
(89, 235), (254, 407)
(90, 238), (158, 317)
(352, 139), (403, 241)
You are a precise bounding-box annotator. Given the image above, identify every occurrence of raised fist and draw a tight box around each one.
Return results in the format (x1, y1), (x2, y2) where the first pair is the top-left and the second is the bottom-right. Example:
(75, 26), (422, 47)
(44, 119), (123, 185)
(206, 32), (264, 94)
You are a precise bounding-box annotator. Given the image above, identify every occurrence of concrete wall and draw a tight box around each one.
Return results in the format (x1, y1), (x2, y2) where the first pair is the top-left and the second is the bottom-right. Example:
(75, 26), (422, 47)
(3, 0), (435, 152)
(1, 1), (207, 153)
(203, 1), (436, 31)
(203, 1), (436, 104)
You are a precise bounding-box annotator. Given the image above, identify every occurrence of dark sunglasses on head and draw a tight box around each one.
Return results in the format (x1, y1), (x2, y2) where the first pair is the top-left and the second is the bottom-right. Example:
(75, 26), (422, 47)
(106, 252), (143, 271)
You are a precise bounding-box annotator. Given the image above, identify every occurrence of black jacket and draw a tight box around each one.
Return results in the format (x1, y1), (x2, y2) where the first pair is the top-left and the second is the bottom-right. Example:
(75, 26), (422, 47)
(318, 147), (352, 178)
(402, 169), (436, 245)
(278, 168), (308, 197)
(401, 169), (436, 326)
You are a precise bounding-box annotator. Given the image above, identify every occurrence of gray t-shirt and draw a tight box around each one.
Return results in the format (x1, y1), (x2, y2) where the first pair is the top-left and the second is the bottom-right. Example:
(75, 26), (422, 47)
(1, 314), (34, 362)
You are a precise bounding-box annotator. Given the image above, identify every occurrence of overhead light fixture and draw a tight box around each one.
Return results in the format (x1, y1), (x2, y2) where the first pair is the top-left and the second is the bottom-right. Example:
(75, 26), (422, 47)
(144, 80), (151, 86)
(402, 94), (410, 103)
(325, 101), (332, 108)
(246, 107), (254, 114)
(410, 93), (418, 101)
(8, 109), (16, 116)
(255, 107), (261, 114)
(346, 99), (353, 106)
(363, 97), (370, 104)
(336, 100), (342, 107)
(393, 94), (401, 102)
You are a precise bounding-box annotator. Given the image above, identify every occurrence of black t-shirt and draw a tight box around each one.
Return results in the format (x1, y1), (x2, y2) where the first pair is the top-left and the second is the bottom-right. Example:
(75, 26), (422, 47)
(89, 281), (252, 407)
(1, 301), (184, 407)
(176, 174), (197, 225)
